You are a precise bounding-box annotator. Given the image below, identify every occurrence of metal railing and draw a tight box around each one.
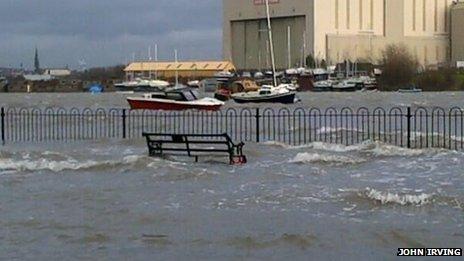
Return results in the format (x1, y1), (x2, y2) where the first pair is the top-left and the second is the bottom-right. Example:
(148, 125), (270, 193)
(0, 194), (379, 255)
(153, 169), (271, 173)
(1, 106), (463, 150)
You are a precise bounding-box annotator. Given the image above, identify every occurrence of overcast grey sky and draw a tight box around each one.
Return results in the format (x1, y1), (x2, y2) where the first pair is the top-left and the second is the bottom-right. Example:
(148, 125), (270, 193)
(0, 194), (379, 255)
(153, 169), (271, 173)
(0, 0), (222, 69)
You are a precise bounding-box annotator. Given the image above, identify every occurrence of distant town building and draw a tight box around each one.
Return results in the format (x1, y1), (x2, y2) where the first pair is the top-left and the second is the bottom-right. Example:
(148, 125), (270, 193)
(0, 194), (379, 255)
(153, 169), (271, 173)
(43, 68), (72, 77)
(451, 1), (464, 67)
(223, 0), (455, 70)
(124, 61), (236, 80)
(23, 74), (53, 82)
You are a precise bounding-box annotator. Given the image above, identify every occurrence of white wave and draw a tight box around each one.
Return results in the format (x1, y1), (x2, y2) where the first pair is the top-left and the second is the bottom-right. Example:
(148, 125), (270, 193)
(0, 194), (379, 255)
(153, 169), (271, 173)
(310, 141), (373, 152)
(0, 158), (101, 172)
(261, 141), (308, 149)
(263, 139), (448, 157)
(290, 153), (365, 165)
(369, 144), (429, 157)
(262, 140), (371, 152)
(316, 127), (360, 135)
(363, 187), (433, 206)
(0, 155), (145, 173)
(410, 131), (463, 143)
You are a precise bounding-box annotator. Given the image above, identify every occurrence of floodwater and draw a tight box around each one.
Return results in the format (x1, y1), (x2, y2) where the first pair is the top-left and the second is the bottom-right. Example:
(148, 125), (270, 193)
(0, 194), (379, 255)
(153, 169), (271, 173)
(1, 91), (464, 109)
(0, 92), (463, 260)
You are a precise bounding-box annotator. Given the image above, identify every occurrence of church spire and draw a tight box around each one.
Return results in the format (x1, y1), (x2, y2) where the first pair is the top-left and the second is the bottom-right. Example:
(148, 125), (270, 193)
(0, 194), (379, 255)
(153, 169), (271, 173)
(34, 47), (40, 73)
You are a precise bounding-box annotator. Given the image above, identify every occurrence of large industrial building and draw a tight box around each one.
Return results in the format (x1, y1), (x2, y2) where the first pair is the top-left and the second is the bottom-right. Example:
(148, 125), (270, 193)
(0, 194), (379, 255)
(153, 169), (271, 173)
(451, 1), (464, 67)
(223, 0), (456, 70)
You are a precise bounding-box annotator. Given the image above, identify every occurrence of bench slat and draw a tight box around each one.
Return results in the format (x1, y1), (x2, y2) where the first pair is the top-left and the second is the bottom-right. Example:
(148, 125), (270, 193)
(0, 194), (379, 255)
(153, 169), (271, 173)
(148, 140), (230, 145)
(151, 148), (230, 153)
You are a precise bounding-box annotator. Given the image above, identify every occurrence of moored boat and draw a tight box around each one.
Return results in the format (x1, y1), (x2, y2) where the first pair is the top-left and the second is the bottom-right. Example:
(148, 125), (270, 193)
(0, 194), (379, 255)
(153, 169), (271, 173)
(127, 88), (224, 111)
(332, 80), (358, 92)
(358, 76), (377, 90)
(214, 88), (231, 101)
(313, 80), (334, 92)
(187, 80), (201, 88)
(115, 78), (170, 92)
(214, 79), (261, 101)
(231, 85), (296, 104)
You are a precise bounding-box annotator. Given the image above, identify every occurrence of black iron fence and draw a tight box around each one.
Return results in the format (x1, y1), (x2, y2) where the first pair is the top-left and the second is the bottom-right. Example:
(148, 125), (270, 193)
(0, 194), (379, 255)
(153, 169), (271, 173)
(1, 106), (463, 150)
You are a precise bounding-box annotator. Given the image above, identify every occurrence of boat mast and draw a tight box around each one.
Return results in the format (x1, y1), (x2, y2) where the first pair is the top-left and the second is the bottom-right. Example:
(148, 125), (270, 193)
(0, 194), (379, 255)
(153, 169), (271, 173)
(265, 0), (277, 87)
(154, 44), (158, 79)
(287, 26), (291, 69)
(174, 49), (179, 86)
(302, 30), (306, 68)
(148, 45), (152, 79)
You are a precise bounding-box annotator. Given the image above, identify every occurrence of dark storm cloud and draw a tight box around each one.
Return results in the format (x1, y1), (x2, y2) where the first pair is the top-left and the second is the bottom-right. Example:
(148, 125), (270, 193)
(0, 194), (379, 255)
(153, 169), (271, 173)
(0, 0), (222, 68)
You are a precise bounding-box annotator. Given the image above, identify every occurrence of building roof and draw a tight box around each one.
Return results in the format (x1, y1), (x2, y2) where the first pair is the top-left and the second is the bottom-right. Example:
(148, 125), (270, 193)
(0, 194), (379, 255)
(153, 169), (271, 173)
(23, 74), (54, 81)
(124, 61), (235, 72)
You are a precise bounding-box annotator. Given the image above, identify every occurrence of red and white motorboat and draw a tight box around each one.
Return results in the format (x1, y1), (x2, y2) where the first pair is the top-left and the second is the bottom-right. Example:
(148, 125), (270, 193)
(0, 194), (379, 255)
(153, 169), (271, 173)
(127, 88), (225, 111)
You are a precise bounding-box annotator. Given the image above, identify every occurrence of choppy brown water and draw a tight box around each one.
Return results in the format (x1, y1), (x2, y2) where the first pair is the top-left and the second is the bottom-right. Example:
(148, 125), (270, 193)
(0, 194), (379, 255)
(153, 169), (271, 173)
(0, 93), (463, 260)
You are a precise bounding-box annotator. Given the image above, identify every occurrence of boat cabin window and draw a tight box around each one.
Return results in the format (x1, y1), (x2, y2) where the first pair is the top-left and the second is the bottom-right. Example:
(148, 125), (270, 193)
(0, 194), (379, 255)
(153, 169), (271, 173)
(190, 90), (201, 99)
(182, 91), (195, 101)
(313, 73), (329, 82)
(259, 90), (271, 95)
(165, 92), (184, 101)
(151, 93), (166, 99)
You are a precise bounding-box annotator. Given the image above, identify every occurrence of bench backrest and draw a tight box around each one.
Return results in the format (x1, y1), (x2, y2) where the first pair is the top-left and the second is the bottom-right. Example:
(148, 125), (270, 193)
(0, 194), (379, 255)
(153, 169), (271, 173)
(142, 133), (233, 144)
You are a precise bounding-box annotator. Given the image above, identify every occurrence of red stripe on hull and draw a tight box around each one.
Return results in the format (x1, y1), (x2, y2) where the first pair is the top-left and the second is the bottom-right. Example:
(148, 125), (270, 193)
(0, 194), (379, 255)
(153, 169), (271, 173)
(127, 99), (222, 111)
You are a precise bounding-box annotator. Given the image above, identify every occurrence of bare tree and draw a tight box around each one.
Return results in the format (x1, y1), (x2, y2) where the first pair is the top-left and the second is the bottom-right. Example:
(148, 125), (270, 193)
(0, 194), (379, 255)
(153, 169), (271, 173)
(379, 44), (419, 90)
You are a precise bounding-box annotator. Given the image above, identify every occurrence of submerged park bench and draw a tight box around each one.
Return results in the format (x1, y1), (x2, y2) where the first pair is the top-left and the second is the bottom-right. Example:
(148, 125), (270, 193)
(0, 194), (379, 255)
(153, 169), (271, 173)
(142, 133), (247, 165)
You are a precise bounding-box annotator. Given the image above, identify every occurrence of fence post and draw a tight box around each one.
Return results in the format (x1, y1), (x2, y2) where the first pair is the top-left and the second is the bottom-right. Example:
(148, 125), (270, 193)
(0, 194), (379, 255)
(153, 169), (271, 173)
(407, 107), (411, 149)
(255, 108), (260, 143)
(1, 107), (5, 145)
(122, 109), (127, 139)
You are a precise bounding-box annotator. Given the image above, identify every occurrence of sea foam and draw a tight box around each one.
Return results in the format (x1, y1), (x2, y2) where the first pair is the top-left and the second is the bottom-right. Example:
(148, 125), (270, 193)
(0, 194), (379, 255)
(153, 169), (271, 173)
(363, 187), (433, 206)
(0, 154), (145, 173)
(264, 140), (447, 157)
(290, 152), (365, 165)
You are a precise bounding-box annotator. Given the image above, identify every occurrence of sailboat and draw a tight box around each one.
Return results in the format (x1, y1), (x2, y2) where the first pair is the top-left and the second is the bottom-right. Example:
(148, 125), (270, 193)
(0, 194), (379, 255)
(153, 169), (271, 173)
(232, 0), (297, 104)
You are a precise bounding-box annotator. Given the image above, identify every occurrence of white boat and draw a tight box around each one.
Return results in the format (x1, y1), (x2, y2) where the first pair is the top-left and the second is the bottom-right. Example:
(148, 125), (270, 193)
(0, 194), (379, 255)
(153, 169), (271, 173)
(187, 80), (200, 88)
(358, 76), (377, 90)
(127, 87), (224, 111)
(285, 68), (299, 75)
(231, 85), (297, 104)
(254, 72), (264, 78)
(280, 83), (298, 91)
(313, 80), (334, 92)
(214, 71), (235, 82)
(312, 68), (329, 82)
(332, 80), (358, 92)
(115, 78), (170, 92)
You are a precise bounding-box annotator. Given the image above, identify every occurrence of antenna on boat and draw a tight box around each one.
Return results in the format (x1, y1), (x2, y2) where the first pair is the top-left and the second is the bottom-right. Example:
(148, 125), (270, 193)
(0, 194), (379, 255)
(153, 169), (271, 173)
(265, 0), (277, 87)
(174, 49), (179, 87)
